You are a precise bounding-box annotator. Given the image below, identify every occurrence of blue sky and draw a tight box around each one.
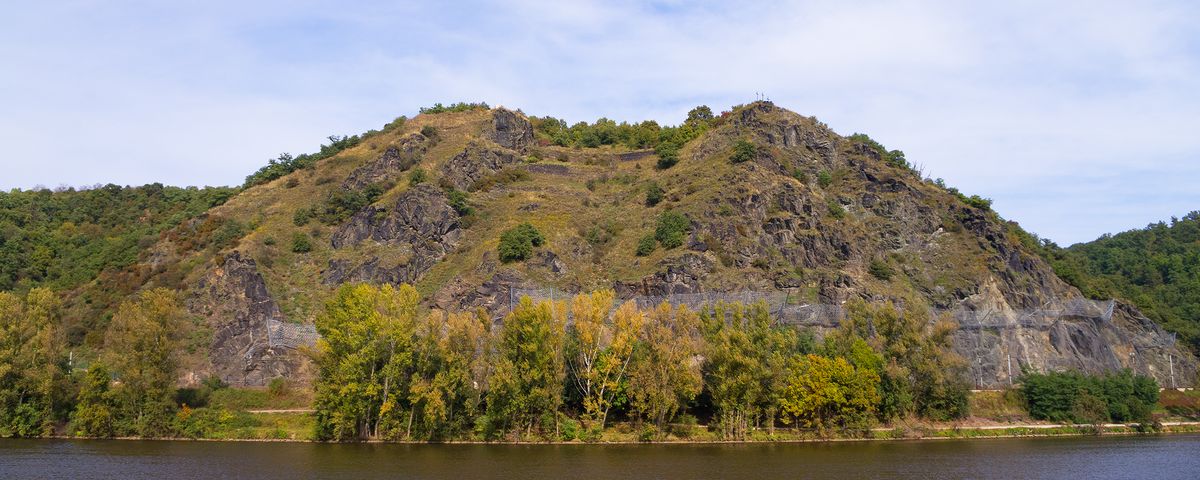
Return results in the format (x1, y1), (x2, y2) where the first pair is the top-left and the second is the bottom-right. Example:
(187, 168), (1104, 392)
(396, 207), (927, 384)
(1, 0), (1197, 245)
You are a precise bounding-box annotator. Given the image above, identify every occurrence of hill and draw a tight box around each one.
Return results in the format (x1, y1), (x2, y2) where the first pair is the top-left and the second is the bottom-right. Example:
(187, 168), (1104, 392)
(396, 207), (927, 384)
(1, 101), (1193, 389)
(1036, 212), (1200, 354)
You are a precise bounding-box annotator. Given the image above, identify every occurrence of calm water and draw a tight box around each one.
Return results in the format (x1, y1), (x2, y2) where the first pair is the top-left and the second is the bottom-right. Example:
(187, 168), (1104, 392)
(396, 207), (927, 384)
(2, 434), (1198, 479)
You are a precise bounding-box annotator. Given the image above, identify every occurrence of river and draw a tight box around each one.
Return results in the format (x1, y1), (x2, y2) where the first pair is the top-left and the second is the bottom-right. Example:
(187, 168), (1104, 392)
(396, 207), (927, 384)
(2, 434), (1198, 479)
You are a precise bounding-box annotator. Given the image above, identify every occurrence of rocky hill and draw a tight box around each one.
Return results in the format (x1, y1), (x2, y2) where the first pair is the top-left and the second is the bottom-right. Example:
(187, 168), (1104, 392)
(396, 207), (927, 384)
(12, 101), (1195, 388)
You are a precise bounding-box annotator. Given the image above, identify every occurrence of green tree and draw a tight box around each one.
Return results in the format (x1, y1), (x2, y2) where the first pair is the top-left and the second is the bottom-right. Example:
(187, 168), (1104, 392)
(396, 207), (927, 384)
(0, 288), (66, 437)
(312, 283), (420, 441)
(654, 211), (689, 249)
(486, 297), (565, 438)
(70, 364), (116, 437)
(645, 182), (664, 207)
(103, 288), (183, 437)
(730, 140), (757, 164)
(777, 354), (880, 437)
(498, 223), (544, 262)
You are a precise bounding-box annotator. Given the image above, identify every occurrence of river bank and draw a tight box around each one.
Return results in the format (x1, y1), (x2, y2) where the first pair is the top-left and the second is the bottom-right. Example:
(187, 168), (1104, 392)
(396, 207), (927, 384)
(46, 419), (1200, 444)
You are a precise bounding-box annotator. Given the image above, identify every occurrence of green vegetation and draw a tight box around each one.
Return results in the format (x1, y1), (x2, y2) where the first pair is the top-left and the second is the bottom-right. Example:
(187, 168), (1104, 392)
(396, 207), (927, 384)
(530, 105), (715, 154)
(1032, 212), (1200, 353)
(408, 167), (428, 185)
(498, 223), (544, 263)
(653, 211), (689, 250)
(635, 234), (657, 257)
(419, 102), (490, 114)
(645, 182), (664, 207)
(446, 189), (472, 216)
(816, 170), (832, 188)
(848, 133), (909, 171)
(243, 135), (361, 188)
(0, 184), (234, 292)
(730, 139), (757, 164)
(868, 258), (893, 281)
(290, 233), (313, 254)
(1020, 370), (1158, 424)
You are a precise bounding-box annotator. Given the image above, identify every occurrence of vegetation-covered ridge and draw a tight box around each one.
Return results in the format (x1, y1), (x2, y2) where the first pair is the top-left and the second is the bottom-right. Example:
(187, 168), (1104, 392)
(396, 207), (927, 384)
(1026, 212), (1200, 353)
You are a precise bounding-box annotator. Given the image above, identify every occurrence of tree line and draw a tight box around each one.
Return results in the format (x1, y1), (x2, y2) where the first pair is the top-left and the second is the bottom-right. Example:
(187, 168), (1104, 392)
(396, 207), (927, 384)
(310, 284), (974, 441)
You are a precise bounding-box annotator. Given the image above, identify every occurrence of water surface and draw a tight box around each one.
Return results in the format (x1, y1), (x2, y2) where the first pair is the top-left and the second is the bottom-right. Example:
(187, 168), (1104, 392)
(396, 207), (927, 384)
(2, 434), (1197, 479)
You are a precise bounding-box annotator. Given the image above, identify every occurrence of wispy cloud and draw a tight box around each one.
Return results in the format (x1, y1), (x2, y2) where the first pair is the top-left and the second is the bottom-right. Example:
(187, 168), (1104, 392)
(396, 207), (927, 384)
(1, 0), (1197, 244)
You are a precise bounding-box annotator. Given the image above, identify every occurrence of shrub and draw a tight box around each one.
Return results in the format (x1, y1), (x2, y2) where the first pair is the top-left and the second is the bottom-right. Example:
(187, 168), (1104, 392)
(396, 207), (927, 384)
(498, 222), (544, 262)
(636, 234), (657, 256)
(868, 258), (893, 280)
(292, 208), (312, 226)
(262, 236), (277, 246)
(730, 139), (757, 163)
(284, 177), (301, 189)
(827, 200), (846, 219)
(964, 194), (992, 210)
(420, 125), (439, 139)
(1020, 370), (1159, 424)
(409, 168), (427, 185)
(290, 233), (313, 253)
(655, 143), (680, 169)
(817, 170), (833, 188)
(419, 102), (489, 114)
(645, 182), (664, 206)
(791, 169), (808, 183)
(267, 378), (290, 398)
(446, 189), (471, 216)
(654, 211), (689, 249)
(469, 168), (530, 192)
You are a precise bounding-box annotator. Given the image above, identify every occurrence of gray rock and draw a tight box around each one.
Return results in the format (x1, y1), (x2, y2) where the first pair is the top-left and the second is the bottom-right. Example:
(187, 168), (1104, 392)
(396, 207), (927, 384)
(489, 108), (534, 151)
(439, 142), (523, 191)
(343, 132), (429, 189)
(187, 252), (308, 386)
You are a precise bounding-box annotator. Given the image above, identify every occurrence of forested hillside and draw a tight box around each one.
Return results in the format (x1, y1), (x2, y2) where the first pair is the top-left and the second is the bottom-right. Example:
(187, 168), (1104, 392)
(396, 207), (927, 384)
(1038, 212), (1200, 352)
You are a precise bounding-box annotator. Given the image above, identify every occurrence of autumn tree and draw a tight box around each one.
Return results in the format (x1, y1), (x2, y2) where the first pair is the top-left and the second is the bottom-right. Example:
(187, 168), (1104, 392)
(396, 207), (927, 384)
(70, 363), (116, 437)
(627, 302), (703, 431)
(564, 291), (643, 429)
(407, 309), (492, 439)
(777, 354), (880, 437)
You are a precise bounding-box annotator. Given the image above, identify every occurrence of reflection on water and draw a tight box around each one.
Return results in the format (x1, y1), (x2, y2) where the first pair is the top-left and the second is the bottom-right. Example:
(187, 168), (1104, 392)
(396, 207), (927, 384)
(1, 434), (1198, 480)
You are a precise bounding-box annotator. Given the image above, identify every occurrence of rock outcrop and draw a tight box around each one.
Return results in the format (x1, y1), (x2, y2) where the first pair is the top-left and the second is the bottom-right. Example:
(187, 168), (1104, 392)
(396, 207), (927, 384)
(488, 108), (534, 151)
(343, 132), (429, 189)
(186, 252), (308, 386)
(439, 142), (523, 191)
(325, 184), (462, 285)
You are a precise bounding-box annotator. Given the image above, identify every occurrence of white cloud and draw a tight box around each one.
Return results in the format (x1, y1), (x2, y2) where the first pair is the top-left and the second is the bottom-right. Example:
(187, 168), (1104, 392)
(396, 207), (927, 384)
(0, 0), (1196, 243)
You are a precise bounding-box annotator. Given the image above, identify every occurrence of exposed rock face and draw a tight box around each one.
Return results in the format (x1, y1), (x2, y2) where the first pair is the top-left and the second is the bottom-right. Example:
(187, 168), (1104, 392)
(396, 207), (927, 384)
(613, 253), (713, 298)
(325, 184), (462, 285)
(343, 132), (429, 189)
(488, 108), (534, 151)
(187, 252), (308, 386)
(439, 142), (523, 191)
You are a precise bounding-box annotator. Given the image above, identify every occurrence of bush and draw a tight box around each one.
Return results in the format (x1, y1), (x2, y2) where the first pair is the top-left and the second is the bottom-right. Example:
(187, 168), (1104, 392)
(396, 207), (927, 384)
(419, 102), (489, 114)
(868, 258), (893, 280)
(964, 194), (992, 210)
(498, 222), (544, 262)
(290, 233), (313, 253)
(469, 168), (530, 192)
(645, 182), (664, 206)
(1020, 369), (1159, 424)
(655, 143), (680, 169)
(292, 208), (312, 226)
(409, 168), (427, 185)
(827, 200), (846, 220)
(730, 139), (756, 163)
(636, 234), (657, 256)
(267, 378), (290, 398)
(446, 189), (471, 216)
(817, 170), (833, 188)
(654, 211), (689, 249)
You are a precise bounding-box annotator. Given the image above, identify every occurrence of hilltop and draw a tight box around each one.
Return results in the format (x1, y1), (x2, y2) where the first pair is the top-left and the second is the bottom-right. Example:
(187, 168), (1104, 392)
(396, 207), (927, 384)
(0, 101), (1193, 388)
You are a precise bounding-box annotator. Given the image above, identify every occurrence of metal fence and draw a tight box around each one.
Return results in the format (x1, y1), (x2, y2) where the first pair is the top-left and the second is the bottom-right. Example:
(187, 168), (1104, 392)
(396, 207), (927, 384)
(267, 318), (320, 350)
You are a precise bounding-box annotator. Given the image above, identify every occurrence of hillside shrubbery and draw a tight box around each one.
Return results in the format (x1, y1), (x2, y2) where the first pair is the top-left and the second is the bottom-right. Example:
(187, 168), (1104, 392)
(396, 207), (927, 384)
(498, 223), (544, 262)
(1020, 370), (1158, 424)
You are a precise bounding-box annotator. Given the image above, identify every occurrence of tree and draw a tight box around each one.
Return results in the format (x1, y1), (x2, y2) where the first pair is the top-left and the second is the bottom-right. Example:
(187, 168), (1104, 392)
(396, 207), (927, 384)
(103, 288), (183, 437)
(0, 288), (66, 437)
(700, 302), (798, 439)
(486, 297), (565, 438)
(685, 105), (714, 126)
(312, 283), (420, 441)
(565, 291), (643, 429)
(407, 309), (491, 439)
(645, 182), (664, 207)
(730, 140), (757, 164)
(654, 211), (689, 249)
(777, 354), (880, 437)
(498, 223), (544, 262)
(70, 363), (116, 437)
(628, 303), (703, 431)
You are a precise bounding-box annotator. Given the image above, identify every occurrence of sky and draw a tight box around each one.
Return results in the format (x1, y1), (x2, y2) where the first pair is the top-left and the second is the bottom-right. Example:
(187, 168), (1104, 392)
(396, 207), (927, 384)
(1, 0), (1197, 245)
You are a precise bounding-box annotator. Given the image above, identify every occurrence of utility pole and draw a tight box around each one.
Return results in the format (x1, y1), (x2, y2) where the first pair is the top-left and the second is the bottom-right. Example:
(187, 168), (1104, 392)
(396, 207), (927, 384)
(1007, 354), (1013, 386)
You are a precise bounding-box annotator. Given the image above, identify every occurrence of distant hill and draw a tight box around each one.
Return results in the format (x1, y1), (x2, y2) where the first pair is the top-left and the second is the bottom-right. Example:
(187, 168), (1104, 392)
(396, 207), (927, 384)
(0, 101), (1193, 388)
(1037, 212), (1200, 352)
